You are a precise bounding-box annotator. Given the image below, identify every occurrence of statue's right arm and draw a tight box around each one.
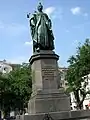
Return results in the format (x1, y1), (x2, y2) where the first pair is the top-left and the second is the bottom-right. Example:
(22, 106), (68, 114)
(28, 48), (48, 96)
(30, 14), (36, 27)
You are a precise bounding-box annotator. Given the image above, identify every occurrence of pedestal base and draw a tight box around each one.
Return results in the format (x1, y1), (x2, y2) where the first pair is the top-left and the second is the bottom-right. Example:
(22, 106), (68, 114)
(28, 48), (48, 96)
(28, 88), (70, 114)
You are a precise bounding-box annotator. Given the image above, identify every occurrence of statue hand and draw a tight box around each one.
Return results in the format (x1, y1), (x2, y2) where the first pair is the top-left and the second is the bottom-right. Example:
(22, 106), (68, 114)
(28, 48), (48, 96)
(31, 20), (35, 26)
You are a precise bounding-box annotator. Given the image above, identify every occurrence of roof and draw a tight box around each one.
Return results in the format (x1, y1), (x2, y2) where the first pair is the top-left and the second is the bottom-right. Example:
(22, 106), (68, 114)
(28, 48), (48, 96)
(0, 60), (21, 68)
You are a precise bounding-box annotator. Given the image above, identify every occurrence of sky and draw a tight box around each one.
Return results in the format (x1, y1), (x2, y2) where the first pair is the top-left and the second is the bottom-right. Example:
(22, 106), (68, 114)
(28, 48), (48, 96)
(0, 0), (90, 67)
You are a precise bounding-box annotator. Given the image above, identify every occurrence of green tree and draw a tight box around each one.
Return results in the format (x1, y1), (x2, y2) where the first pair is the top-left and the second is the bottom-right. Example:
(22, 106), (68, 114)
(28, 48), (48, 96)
(0, 63), (32, 117)
(66, 39), (90, 109)
(8, 63), (32, 111)
(0, 72), (12, 118)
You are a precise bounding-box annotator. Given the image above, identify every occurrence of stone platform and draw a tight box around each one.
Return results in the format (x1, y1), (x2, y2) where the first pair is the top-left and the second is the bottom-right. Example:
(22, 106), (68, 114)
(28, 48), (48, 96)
(16, 110), (90, 120)
(28, 89), (70, 114)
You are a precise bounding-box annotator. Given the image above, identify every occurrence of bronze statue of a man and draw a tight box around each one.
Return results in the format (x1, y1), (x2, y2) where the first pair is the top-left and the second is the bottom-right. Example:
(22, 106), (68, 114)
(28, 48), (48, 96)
(29, 2), (54, 52)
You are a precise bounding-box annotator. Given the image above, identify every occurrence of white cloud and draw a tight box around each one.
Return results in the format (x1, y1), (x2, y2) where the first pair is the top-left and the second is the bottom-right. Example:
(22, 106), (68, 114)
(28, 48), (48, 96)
(44, 7), (56, 16)
(52, 8), (63, 20)
(44, 6), (63, 20)
(71, 7), (88, 17)
(71, 7), (81, 15)
(25, 41), (33, 46)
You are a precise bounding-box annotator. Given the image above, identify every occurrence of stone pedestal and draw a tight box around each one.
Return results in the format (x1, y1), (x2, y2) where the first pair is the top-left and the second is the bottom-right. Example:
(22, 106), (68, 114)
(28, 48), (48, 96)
(28, 50), (70, 114)
(29, 50), (59, 92)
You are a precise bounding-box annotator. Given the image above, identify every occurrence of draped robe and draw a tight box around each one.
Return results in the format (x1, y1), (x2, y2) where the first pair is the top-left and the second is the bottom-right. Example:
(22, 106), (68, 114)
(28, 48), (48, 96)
(30, 11), (54, 51)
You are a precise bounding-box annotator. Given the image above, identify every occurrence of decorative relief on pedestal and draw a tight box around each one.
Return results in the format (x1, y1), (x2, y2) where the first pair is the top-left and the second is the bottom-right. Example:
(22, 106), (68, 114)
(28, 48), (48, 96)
(49, 104), (54, 112)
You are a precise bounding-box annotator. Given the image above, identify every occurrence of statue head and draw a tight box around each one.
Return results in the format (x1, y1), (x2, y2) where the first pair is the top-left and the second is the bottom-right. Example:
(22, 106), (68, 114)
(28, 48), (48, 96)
(37, 2), (43, 12)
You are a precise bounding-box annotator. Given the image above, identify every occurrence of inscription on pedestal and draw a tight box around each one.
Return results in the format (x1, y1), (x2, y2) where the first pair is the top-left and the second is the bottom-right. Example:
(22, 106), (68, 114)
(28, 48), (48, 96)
(42, 67), (56, 81)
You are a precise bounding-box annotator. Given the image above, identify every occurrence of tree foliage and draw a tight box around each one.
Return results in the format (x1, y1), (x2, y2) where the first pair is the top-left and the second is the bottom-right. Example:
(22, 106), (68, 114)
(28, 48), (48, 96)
(66, 39), (90, 109)
(0, 63), (32, 117)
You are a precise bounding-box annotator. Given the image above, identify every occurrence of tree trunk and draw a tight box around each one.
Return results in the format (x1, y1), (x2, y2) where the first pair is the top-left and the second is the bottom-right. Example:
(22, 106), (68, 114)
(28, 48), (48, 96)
(74, 89), (86, 110)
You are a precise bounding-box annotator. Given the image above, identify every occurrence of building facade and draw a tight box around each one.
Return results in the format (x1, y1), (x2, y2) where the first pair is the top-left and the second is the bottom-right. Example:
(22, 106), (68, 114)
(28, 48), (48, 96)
(0, 60), (20, 74)
(58, 67), (68, 89)
(0, 60), (12, 73)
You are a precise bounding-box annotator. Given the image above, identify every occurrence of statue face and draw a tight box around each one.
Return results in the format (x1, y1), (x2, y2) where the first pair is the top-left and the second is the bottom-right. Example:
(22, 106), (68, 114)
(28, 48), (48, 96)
(37, 3), (43, 12)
